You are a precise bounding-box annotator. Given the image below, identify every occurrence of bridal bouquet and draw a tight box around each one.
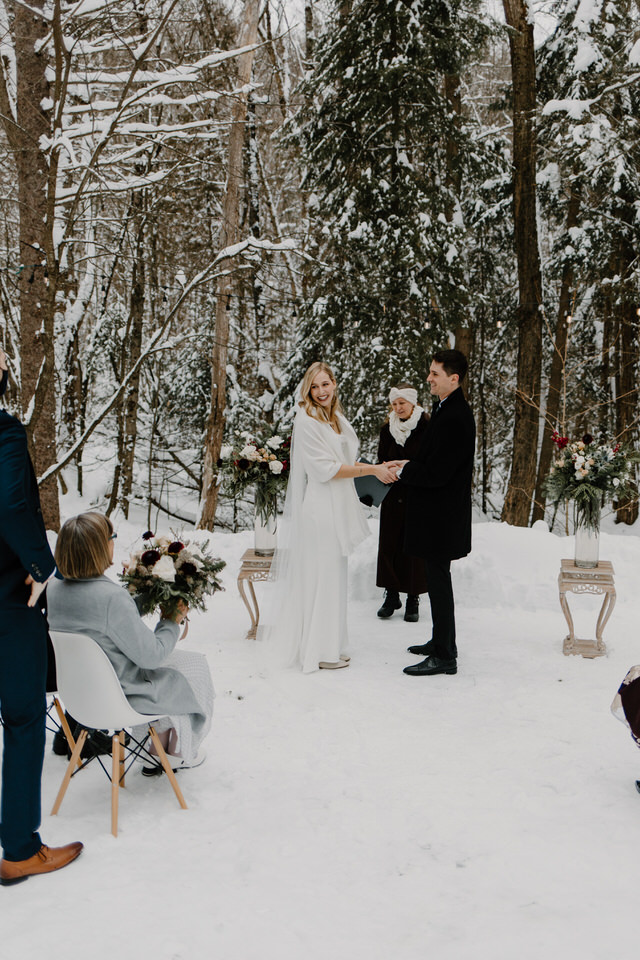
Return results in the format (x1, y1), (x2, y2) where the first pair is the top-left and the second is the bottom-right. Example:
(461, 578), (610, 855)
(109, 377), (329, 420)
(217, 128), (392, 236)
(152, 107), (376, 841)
(545, 431), (639, 529)
(120, 532), (225, 619)
(217, 430), (291, 523)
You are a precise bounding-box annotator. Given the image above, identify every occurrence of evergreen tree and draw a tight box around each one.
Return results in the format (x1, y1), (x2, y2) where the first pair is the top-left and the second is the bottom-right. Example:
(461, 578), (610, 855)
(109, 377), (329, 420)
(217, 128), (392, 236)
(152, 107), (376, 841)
(286, 0), (490, 439)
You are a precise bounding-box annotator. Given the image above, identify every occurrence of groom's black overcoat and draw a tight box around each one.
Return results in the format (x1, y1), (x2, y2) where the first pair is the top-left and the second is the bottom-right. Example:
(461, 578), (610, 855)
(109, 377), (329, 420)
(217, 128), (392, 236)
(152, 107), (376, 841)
(399, 386), (475, 562)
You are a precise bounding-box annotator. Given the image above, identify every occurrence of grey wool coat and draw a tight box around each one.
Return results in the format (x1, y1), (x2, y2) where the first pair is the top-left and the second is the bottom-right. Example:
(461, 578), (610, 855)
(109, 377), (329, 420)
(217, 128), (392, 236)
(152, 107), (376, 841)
(47, 575), (203, 720)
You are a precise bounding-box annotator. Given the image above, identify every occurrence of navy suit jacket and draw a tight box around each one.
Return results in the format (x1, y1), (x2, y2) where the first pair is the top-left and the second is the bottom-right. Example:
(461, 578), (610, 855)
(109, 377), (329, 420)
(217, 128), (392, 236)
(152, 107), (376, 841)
(0, 410), (55, 607)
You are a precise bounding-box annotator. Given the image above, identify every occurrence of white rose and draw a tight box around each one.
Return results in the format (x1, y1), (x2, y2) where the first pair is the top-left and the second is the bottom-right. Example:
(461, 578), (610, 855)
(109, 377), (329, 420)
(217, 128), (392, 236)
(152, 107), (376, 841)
(266, 435), (283, 450)
(613, 477), (620, 487)
(154, 535), (171, 548)
(153, 555), (176, 582)
(269, 460), (284, 475)
(220, 444), (233, 459)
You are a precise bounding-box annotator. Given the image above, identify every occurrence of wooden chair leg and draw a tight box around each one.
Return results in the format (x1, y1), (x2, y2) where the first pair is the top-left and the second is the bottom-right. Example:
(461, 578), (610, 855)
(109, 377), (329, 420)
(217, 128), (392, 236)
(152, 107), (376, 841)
(51, 729), (88, 815)
(118, 730), (126, 788)
(148, 725), (188, 810)
(53, 697), (82, 769)
(111, 734), (120, 837)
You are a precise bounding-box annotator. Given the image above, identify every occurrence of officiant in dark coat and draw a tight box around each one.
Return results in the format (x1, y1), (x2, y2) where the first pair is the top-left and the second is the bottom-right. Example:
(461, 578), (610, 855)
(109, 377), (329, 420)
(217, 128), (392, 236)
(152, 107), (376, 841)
(376, 384), (429, 622)
(0, 345), (82, 885)
(390, 349), (475, 677)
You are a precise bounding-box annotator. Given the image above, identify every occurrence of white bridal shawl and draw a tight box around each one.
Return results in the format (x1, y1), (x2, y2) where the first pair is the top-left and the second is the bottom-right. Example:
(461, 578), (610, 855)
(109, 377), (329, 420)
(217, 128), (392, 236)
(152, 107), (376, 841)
(261, 406), (369, 666)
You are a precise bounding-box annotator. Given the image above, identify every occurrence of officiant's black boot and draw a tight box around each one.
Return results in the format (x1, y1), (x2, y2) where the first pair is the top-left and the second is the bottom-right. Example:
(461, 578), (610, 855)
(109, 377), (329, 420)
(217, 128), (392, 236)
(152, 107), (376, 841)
(404, 596), (419, 622)
(377, 590), (401, 618)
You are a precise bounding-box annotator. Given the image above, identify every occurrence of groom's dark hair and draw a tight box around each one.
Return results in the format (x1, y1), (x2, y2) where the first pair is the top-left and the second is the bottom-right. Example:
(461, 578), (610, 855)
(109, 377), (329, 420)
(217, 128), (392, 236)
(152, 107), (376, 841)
(432, 349), (468, 383)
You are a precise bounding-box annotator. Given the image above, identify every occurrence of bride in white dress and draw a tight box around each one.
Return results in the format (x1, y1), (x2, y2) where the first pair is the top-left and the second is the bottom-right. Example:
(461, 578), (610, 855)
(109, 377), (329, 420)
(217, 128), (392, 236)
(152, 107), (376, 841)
(267, 362), (396, 672)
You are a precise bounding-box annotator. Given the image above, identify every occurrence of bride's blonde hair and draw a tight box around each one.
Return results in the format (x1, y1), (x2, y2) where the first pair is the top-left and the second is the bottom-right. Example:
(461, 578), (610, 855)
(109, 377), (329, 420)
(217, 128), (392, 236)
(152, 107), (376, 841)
(299, 361), (343, 428)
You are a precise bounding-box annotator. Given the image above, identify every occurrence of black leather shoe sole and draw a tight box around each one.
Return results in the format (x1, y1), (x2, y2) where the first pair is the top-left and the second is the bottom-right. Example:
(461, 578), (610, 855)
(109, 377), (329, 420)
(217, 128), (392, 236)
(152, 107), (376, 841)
(403, 657), (457, 676)
(407, 642), (435, 656)
(403, 612), (419, 622)
(142, 764), (164, 778)
(377, 604), (402, 619)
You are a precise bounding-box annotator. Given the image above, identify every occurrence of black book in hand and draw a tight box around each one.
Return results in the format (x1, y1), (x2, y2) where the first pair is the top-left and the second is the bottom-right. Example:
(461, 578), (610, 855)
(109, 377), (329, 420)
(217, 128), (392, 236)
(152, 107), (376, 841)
(354, 459), (391, 508)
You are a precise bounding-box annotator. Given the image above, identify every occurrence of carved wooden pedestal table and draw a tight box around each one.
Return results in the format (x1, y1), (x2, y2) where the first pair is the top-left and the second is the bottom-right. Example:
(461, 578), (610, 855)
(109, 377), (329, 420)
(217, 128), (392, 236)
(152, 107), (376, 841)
(558, 559), (615, 658)
(237, 549), (273, 639)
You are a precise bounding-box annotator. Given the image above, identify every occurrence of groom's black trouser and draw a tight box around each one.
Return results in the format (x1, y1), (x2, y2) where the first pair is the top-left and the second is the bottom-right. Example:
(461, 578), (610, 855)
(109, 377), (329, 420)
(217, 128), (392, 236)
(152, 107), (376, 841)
(424, 557), (457, 661)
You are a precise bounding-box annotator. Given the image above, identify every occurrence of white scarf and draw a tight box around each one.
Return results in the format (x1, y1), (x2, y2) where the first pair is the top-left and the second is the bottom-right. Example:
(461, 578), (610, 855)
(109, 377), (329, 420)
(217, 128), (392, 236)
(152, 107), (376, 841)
(388, 405), (425, 446)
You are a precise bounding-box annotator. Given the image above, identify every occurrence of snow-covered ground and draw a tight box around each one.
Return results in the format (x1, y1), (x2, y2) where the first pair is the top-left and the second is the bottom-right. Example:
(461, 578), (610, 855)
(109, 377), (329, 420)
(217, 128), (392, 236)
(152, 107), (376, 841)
(3, 501), (640, 959)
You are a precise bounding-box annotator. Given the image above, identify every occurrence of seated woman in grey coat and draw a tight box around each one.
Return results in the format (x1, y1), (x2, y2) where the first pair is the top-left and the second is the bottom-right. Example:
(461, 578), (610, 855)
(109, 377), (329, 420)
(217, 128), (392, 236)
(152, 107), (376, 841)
(47, 512), (213, 773)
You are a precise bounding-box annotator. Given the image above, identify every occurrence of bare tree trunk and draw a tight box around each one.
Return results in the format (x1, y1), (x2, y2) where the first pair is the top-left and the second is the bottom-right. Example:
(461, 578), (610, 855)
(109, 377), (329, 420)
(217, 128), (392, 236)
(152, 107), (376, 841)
(600, 297), (613, 437)
(9, 0), (60, 527)
(198, 0), (261, 530)
(531, 187), (580, 523)
(615, 282), (638, 524)
(445, 70), (473, 392)
(500, 0), (543, 527)
(119, 193), (146, 517)
(305, 0), (315, 62)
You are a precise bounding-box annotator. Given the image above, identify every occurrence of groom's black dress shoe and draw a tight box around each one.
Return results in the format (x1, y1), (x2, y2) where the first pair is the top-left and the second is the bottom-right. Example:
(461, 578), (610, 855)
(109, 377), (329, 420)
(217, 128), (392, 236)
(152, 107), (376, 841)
(407, 640), (436, 656)
(403, 655), (457, 676)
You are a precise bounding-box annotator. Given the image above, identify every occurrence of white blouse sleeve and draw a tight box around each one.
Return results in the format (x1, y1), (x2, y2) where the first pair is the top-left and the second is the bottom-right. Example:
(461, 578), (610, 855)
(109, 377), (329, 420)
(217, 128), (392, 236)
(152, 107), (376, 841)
(298, 416), (343, 483)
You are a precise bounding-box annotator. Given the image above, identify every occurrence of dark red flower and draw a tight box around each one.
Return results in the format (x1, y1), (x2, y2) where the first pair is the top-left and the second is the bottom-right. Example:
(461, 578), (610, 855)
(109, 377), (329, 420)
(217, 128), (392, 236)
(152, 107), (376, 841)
(551, 431), (569, 450)
(168, 541), (184, 554)
(142, 530), (154, 541)
(237, 458), (250, 470)
(180, 561), (198, 578)
(582, 433), (593, 445)
(141, 549), (161, 566)
(613, 443), (621, 454)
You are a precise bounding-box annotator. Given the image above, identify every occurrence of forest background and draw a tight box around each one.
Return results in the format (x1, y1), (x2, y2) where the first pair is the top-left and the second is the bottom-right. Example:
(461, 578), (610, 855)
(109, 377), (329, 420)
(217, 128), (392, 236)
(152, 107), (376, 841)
(1, 0), (639, 535)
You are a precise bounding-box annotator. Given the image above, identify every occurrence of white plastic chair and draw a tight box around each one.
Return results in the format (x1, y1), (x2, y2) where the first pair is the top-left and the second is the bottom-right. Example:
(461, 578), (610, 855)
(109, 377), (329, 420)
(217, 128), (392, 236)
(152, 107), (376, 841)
(49, 630), (187, 837)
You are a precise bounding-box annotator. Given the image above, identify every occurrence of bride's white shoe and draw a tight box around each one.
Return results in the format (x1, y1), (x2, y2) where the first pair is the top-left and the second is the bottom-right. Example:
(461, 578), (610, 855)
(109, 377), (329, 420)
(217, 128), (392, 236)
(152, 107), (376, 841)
(319, 660), (349, 669)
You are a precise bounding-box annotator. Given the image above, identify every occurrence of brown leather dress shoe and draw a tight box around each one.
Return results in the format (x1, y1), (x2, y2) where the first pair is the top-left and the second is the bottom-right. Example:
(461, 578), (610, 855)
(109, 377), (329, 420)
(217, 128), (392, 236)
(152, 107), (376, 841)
(0, 842), (83, 886)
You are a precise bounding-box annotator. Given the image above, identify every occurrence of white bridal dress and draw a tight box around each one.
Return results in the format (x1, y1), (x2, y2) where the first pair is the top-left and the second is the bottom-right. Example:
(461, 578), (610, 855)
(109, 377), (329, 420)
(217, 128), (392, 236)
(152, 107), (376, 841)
(265, 407), (370, 673)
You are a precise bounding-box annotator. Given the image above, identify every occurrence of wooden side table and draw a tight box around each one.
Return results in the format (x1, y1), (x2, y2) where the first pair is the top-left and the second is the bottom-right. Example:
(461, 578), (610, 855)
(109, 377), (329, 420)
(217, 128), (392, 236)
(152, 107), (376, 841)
(237, 549), (273, 639)
(558, 559), (615, 658)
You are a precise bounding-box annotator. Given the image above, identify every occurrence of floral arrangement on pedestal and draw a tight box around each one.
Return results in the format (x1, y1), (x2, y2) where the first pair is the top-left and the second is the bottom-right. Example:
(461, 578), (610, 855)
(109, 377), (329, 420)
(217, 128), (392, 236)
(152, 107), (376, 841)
(120, 532), (225, 619)
(545, 431), (639, 532)
(217, 431), (291, 524)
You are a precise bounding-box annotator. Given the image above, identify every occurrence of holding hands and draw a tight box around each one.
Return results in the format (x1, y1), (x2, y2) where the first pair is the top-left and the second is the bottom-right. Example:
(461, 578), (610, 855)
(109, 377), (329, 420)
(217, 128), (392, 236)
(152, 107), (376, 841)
(374, 462), (400, 484)
(384, 459), (409, 480)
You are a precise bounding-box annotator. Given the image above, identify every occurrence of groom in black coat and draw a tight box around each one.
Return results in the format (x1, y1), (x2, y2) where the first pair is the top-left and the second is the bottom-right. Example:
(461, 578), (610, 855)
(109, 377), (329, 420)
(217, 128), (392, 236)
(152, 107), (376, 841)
(391, 349), (475, 676)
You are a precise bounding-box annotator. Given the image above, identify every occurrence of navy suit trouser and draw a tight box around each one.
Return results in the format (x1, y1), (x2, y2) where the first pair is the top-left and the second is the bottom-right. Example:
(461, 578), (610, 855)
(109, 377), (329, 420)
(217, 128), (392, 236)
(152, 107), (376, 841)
(0, 607), (47, 861)
(424, 556), (457, 662)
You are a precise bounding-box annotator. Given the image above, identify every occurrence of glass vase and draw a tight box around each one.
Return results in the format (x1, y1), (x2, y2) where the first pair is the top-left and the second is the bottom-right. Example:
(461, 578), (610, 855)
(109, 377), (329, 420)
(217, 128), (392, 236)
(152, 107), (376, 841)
(254, 488), (278, 556)
(254, 510), (277, 556)
(573, 503), (600, 569)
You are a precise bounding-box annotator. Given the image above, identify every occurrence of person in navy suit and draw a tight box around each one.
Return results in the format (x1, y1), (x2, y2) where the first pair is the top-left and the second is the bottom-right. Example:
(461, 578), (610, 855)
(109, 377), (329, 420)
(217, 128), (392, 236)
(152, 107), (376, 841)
(389, 349), (476, 677)
(0, 345), (82, 885)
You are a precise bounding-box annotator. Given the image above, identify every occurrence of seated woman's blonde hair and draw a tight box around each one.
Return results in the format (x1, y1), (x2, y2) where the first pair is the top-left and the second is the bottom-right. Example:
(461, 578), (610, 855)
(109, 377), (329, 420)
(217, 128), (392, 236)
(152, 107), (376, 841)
(55, 512), (114, 580)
